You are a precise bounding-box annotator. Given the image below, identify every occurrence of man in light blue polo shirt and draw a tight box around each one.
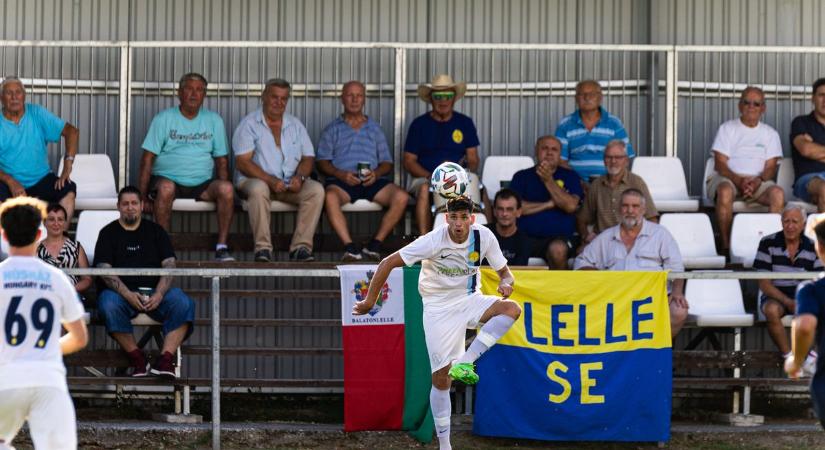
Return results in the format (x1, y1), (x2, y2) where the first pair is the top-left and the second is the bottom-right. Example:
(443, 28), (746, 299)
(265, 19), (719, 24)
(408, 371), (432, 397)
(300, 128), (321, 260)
(233, 78), (323, 263)
(555, 80), (635, 182)
(0, 76), (79, 227)
(138, 73), (236, 262)
(317, 80), (409, 262)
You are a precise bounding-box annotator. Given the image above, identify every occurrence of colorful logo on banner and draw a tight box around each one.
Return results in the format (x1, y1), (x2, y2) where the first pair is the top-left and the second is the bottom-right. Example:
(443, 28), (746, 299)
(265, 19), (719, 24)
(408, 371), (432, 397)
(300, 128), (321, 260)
(351, 271), (391, 316)
(474, 270), (672, 443)
(339, 265), (405, 326)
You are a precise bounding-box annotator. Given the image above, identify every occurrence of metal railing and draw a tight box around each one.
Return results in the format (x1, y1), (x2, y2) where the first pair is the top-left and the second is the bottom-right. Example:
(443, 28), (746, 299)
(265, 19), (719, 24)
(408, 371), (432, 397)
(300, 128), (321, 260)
(3, 41), (825, 195)
(59, 266), (822, 449)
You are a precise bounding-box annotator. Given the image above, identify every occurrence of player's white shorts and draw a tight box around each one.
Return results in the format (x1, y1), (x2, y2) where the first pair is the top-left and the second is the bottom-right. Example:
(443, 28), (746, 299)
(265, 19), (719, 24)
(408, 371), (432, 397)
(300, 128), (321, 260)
(423, 292), (499, 372)
(0, 386), (77, 450)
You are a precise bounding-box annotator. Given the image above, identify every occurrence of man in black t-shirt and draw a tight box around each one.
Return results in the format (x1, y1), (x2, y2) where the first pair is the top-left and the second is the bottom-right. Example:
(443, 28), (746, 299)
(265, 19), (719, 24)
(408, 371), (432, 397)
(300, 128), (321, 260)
(94, 186), (194, 379)
(485, 189), (534, 266)
(791, 77), (825, 212)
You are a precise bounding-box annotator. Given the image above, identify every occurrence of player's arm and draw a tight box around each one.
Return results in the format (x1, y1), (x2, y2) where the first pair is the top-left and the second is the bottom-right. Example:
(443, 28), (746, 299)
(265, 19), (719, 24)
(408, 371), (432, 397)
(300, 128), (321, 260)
(786, 313), (818, 379)
(352, 252), (406, 315)
(60, 318), (88, 355)
(496, 265), (515, 298)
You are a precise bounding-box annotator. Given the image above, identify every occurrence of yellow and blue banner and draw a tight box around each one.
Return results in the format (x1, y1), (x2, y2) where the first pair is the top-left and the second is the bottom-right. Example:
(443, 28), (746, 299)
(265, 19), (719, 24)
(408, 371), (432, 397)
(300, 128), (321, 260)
(474, 270), (672, 442)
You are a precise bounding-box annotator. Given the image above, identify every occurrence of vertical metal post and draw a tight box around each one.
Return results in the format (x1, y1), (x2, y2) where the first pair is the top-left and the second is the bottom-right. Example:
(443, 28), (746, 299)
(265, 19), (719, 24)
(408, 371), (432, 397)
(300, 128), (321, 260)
(117, 44), (131, 188)
(648, 52), (658, 156)
(393, 48), (407, 186)
(732, 327), (742, 415)
(665, 49), (678, 158)
(211, 276), (221, 450)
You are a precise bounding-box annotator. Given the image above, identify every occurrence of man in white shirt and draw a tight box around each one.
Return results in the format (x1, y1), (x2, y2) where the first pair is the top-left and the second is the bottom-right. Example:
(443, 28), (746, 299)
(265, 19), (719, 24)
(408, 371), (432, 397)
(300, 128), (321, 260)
(706, 86), (785, 252)
(353, 196), (520, 450)
(0, 197), (88, 450)
(575, 188), (689, 339)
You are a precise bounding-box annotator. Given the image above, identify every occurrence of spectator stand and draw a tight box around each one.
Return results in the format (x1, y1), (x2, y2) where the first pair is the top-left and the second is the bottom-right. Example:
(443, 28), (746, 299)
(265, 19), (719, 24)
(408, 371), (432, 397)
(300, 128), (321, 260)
(632, 156), (700, 212)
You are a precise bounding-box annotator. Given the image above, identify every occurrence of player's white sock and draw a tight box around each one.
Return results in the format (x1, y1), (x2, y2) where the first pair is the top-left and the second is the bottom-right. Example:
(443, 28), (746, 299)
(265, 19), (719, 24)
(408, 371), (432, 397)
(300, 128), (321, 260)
(430, 386), (452, 450)
(456, 314), (516, 364)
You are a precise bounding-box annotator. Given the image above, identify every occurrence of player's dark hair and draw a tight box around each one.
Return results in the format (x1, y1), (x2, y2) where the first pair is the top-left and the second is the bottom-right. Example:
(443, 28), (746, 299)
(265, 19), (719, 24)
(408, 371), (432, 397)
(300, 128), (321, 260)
(446, 195), (474, 213)
(494, 188), (522, 209)
(814, 219), (825, 245)
(0, 197), (46, 247)
(813, 78), (825, 95)
(118, 185), (142, 203)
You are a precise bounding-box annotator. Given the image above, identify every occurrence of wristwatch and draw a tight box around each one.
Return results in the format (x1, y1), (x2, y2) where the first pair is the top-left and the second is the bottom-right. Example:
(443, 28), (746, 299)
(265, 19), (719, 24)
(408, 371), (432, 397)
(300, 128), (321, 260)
(64, 156), (75, 161)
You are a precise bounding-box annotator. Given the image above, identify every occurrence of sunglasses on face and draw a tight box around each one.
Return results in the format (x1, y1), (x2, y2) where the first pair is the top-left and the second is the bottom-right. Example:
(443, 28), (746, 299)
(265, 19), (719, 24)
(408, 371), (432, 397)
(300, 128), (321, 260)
(431, 91), (456, 101)
(740, 100), (764, 107)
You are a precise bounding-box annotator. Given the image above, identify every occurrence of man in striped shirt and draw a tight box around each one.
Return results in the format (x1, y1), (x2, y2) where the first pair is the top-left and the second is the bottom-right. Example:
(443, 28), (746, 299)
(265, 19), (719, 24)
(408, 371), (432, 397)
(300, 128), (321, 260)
(755, 204), (823, 357)
(554, 80), (634, 182)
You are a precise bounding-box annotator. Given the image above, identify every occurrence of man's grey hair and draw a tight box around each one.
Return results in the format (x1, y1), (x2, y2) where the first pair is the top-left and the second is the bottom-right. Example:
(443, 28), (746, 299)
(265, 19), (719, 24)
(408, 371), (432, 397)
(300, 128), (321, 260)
(0, 76), (24, 94)
(178, 72), (208, 90)
(535, 135), (561, 149)
(575, 79), (602, 94)
(783, 203), (807, 222)
(604, 139), (627, 154)
(740, 86), (765, 102)
(264, 78), (291, 95)
(620, 187), (646, 207)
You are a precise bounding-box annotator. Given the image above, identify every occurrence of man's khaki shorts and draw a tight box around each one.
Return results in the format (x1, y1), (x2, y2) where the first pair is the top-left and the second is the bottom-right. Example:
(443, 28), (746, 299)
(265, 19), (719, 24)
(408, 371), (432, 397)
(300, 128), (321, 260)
(706, 173), (776, 203)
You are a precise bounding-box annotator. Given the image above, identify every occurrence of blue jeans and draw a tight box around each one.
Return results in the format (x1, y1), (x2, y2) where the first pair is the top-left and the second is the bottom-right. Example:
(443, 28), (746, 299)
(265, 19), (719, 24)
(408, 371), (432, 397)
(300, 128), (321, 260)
(98, 287), (195, 340)
(793, 171), (825, 203)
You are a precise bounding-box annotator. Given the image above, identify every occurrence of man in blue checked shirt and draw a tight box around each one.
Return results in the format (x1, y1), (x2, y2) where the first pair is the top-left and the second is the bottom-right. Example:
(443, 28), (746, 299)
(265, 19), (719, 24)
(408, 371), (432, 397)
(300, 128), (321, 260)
(554, 80), (635, 182)
(317, 81), (409, 262)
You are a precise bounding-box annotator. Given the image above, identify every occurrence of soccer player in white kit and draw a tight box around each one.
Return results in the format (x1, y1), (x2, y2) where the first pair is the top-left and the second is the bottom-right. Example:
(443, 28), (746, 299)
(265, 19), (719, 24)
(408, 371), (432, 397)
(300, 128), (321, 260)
(0, 197), (88, 450)
(353, 196), (521, 450)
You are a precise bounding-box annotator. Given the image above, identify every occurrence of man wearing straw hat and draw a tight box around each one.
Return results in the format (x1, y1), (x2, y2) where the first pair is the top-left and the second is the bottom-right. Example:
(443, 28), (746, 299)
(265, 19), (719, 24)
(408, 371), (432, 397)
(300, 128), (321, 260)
(404, 74), (480, 235)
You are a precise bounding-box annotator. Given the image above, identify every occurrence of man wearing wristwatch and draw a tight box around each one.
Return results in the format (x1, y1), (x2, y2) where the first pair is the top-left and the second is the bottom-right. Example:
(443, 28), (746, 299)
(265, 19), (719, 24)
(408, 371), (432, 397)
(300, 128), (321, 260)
(232, 78), (323, 262)
(0, 76), (78, 228)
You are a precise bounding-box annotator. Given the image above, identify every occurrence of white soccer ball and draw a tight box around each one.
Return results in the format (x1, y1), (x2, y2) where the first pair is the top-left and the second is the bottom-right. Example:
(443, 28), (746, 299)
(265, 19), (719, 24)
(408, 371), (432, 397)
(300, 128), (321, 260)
(431, 162), (469, 199)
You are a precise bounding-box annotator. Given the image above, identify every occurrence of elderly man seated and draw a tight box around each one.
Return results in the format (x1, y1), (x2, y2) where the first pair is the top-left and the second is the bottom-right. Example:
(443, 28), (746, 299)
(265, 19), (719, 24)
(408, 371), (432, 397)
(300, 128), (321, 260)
(755, 204), (822, 361)
(574, 188), (689, 338)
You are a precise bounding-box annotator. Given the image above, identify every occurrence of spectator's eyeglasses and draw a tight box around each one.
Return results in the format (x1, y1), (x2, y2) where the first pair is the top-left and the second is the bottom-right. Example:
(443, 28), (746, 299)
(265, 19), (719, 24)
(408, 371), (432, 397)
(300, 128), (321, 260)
(431, 91), (455, 101)
(740, 100), (764, 107)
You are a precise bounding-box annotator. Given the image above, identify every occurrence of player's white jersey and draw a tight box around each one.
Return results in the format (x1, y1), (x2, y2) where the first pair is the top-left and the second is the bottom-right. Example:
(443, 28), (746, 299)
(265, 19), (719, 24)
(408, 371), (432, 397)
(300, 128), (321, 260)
(0, 256), (84, 391)
(399, 223), (507, 307)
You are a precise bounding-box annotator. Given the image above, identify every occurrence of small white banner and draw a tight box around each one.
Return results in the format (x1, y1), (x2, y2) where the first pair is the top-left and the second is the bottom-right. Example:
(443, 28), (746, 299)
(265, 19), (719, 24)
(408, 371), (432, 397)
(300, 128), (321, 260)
(339, 265), (405, 326)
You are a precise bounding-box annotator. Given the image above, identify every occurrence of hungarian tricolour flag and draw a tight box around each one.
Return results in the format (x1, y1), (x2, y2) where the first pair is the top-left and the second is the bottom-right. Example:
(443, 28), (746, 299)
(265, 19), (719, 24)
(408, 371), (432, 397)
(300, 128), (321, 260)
(339, 265), (434, 442)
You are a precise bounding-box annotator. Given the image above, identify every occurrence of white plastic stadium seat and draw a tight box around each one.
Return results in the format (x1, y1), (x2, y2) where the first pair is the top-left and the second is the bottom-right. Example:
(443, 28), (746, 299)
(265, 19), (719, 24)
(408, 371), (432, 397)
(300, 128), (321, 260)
(659, 213), (725, 269)
(0, 224), (46, 260)
(702, 157), (768, 212)
(432, 212), (488, 228)
(631, 157), (699, 212)
(172, 199), (217, 211)
(527, 257), (547, 267)
(433, 172), (483, 212)
(481, 156), (535, 200)
(729, 213), (782, 268)
(59, 154), (118, 210)
(341, 199), (383, 212)
(805, 213), (825, 242)
(685, 273), (754, 327)
(777, 157), (818, 213)
(75, 210), (120, 265)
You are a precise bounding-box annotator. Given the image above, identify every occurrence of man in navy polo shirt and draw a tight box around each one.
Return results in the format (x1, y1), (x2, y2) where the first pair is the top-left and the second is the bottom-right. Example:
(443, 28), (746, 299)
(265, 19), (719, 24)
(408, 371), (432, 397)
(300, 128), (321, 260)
(404, 74), (480, 235)
(554, 80), (634, 182)
(509, 135), (583, 269)
(791, 77), (825, 212)
(317, 80), (409, 262)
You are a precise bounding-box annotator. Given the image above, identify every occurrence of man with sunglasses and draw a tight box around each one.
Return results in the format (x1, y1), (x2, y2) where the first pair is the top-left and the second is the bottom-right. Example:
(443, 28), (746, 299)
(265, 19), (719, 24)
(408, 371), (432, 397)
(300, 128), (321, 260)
(554, 80), (634, 182)
(707, 86), (784, 253)
(404, 74), (480, 235)
(791, 78), (825, 213)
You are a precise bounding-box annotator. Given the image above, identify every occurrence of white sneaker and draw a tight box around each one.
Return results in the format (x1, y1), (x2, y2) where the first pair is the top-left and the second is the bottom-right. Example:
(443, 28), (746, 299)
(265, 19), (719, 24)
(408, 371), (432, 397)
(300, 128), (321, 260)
(803, 350), (818, 377)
